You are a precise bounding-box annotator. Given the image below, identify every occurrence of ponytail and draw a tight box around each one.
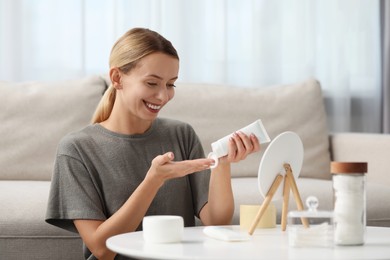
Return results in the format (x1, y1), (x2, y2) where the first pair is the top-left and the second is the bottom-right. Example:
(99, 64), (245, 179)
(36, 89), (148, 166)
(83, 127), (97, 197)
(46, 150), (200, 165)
(91, 84), (116, 124)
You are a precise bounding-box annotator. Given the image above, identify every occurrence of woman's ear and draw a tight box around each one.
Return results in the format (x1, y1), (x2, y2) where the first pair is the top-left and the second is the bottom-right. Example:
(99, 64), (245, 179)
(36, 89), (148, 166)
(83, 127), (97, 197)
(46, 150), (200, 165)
(109, 67), (123, 89)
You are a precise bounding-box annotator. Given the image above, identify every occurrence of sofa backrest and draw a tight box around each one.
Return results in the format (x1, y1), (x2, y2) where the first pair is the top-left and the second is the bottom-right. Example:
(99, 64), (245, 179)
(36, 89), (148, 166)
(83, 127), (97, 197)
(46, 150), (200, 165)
(0, 76), (106, 181)
(159, 78), (332, 180)
(0, 76), (331, 181)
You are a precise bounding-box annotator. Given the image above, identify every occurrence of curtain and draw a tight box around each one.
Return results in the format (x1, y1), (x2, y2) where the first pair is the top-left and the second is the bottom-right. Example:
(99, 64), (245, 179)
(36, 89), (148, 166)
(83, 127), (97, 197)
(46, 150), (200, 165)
(381, 0), (390, 133)
(0, 0), (381, 133)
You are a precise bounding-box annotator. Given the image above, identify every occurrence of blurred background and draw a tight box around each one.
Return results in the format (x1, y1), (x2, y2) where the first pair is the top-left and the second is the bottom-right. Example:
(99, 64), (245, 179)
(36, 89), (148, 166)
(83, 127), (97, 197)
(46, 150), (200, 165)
(0, 0), (388, 134)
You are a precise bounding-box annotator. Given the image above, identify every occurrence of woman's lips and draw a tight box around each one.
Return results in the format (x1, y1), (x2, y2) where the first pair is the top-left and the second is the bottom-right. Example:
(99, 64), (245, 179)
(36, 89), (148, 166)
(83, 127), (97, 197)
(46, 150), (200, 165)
(144, 101), (162, 113)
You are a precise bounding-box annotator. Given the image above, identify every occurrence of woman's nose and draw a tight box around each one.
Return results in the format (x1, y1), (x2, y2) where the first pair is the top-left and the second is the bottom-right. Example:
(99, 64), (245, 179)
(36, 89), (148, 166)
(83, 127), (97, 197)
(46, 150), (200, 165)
(156, 87), (169, 103)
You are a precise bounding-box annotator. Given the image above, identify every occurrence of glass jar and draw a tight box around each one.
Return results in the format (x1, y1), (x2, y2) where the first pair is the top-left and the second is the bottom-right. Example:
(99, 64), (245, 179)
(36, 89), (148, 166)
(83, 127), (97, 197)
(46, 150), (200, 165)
(331, 162), (367, 246)
(288, 196), (334, 247)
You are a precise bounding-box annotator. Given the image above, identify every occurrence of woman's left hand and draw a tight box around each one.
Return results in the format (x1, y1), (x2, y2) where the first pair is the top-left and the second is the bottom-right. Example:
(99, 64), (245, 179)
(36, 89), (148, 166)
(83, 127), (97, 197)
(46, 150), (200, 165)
(219, 131), (260, 165)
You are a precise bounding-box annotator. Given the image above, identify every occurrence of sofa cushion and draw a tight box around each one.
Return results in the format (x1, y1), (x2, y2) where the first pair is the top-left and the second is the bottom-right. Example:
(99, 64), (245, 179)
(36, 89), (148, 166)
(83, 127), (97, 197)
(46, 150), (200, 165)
(0, 181), (83, 259)
(160, 78), (331, 180)
(330, 133), (390, 186)
(0, 181), (78, 237)
(0, 76), (106, 181)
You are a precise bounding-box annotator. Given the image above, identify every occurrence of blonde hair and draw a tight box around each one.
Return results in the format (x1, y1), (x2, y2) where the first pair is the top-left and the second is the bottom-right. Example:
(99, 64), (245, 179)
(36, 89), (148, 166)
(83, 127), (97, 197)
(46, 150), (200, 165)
(91, 28), (179, 124)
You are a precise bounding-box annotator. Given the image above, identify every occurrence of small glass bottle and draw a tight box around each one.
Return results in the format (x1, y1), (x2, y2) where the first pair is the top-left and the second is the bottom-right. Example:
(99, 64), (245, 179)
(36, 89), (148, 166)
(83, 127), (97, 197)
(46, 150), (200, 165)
(331, 162), (367, 246)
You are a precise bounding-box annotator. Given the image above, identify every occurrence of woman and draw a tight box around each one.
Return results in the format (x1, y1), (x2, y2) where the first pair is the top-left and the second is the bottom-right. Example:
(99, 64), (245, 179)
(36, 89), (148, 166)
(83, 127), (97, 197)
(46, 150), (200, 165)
(46, 28), (260, 260)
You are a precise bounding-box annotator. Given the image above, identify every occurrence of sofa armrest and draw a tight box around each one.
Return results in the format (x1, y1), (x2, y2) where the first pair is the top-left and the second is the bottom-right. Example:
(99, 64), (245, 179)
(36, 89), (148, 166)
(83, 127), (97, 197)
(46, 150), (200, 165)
(329, 133), (390, 186)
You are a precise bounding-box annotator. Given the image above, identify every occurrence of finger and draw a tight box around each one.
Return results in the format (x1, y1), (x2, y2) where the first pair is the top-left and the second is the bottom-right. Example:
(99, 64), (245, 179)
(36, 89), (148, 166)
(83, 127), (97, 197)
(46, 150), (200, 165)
(172, 159), (214, 176)
(200, 158), (216, 168)
(232, 132), (247, 159)
(250, 134), (261, 153)
(154, 152), (174, 166)
(227, 136), (237, 161)
(184, 158), (215, 169)
(237, 131), (254, 154)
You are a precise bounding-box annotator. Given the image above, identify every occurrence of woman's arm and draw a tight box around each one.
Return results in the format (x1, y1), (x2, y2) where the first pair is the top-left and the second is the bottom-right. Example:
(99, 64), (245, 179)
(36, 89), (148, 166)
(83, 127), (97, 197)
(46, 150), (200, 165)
(74, 175), (161, 260)
(200, 132), (260, 225)
(74, 152), (214, 260)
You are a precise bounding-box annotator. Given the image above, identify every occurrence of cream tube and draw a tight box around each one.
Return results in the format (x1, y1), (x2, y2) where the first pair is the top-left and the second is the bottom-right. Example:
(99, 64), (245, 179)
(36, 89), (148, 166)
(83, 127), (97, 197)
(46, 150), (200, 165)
(208, 119), (270, 168)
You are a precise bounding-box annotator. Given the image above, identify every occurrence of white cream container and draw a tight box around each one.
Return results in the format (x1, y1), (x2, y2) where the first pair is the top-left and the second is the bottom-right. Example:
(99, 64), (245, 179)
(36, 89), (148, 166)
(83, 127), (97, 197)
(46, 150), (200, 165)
(142, 215), (184, 243)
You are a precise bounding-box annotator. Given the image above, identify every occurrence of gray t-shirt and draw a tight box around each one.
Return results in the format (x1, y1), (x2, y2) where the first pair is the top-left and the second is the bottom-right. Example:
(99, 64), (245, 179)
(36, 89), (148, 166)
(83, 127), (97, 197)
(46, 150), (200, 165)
(46, 118), (210, 259)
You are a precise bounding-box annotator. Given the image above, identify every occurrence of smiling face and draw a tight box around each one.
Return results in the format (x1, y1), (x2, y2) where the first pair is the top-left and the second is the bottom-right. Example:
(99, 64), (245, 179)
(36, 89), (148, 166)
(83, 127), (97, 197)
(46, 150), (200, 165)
(112, 52), (179, 131)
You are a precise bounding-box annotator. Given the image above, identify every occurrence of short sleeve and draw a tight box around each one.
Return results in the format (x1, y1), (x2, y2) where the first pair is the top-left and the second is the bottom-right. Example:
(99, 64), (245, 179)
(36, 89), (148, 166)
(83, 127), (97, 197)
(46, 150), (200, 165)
(45, 153), (106, 233)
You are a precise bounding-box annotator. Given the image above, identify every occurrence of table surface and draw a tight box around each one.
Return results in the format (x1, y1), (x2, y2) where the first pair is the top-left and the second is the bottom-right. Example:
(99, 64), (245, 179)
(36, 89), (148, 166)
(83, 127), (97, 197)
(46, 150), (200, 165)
(106, 225), (390, 260)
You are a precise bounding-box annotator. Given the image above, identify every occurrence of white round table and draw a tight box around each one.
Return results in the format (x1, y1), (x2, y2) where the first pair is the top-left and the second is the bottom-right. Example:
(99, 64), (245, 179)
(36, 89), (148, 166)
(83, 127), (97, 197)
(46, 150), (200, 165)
(106, 225), (390, 259)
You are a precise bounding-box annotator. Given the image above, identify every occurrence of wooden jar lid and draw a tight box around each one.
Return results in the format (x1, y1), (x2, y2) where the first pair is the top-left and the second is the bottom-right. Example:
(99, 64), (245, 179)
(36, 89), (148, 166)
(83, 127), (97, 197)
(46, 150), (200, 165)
(331, 162), (367, 174)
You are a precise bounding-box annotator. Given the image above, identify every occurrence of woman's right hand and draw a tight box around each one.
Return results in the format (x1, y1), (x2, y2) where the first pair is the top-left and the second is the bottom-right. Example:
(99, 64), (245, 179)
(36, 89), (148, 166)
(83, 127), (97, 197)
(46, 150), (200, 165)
(145, 152), (214, 187)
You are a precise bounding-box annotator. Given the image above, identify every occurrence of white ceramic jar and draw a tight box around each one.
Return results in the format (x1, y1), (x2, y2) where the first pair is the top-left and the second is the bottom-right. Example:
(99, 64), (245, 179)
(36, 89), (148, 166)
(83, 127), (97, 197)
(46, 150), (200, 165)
(142, 215), (184, 243)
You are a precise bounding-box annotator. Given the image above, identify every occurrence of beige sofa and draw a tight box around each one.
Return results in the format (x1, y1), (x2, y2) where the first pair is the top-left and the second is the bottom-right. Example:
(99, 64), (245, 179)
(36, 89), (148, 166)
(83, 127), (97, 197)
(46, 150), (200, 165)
(1, 76), (389, 259)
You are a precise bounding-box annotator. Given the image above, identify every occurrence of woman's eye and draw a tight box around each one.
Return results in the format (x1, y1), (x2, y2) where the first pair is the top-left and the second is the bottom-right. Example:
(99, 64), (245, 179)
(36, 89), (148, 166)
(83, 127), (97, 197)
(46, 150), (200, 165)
(147, 82), (158, 87)
(167, 84), (176, 88)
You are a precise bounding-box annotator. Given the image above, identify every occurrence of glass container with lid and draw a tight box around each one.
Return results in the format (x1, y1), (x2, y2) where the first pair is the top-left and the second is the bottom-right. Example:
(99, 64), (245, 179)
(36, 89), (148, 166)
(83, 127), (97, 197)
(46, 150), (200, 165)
(331, 162), (367, 246)
(288, 196), (334, 247)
